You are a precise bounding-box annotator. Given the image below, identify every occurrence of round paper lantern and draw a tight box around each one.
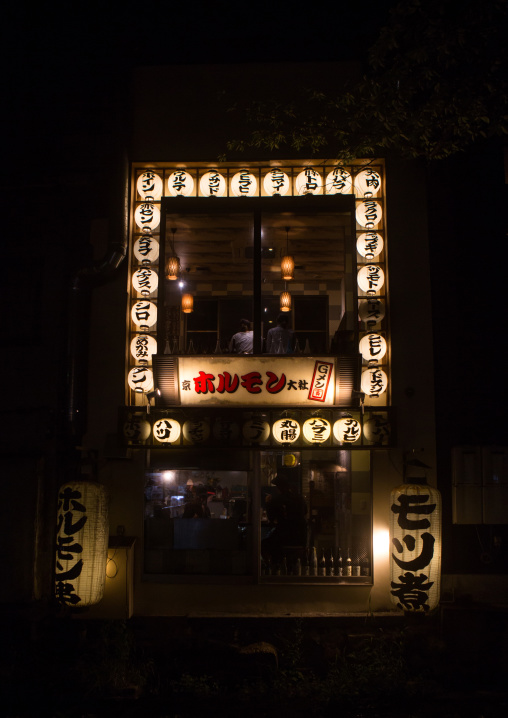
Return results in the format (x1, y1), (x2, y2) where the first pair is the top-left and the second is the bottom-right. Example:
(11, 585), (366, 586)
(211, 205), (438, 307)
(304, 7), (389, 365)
(361, 367), (388, 398)
(303, 417), (331, 444)
(333, 417), (361, 444)
(363, 415), (391, 444)
(357, 265), (385, 294)
(183, 419), (210, 444)
(134, 203), (160, 231)
(199, 171), (226, 197)
(390, 482), (441, 612)
(359, 333), (387, 362)
(167, 170), (194, 197)
(123, 416), (151, 441)
(132, 267), (158, 296)
(242, 417), (270, 443)
(231, 170), (258, 197)
(130, 333), (157, 364)
(273, 418), (300, 444)
(137, 171), (163, 200)
(356, 200), (382, 228)
(128, 366), (154, 393)
(357, 232), (383, 259)
(55, 482), (109, 607)
(295, 168), (322, 195)
(213, 417), (240, 441)
(131, 300), (157, 328)
(134, 235), (159, 264)
(153, 418), (181, 444)
(263, 168), (290, 196)
(358, 298), (386, 325)
(326, 167), (352, 194)
(354, 168), (382, 198)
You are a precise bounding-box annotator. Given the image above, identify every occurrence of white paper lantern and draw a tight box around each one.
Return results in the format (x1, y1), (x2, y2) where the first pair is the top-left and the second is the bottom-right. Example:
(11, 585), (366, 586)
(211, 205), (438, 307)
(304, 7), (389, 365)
(363, 415), (391, 444)
(359, 333), (387, 362)
(356, 200), (383, 228)
(357, 232), (384, 259)
(231, 170), (258, 197)
(137, 171), (163, 200)
(132, 267), (158, 296)
(354, 168), (382, 198)
(357, 264), (385, 294)
(326, 167), (352, 194)
(153, 418), (181, 444)
(361, 367), (388, 398)
(333, 417), (362, 443)
(123, 416), (151, 441)
(167, 170), (194, 197)
(263, 168), (290, 196)
(273, 417), (300, 444)
(130, 334), (157, 364)
(131, 300), (157, 328)
(55, 482), (109, 607)
(133, 235), (159, 264)
(128, 366), (154, 393)
(183, 419), (210, 444)
(134, 203), (160, 231)
(359, 298), (386, 325)
(390, 482), (441, 612)
(242, 417), (270, 443)
(213, 417), (240, 441)
(303, 417), (331, 444)
(295, 168), (322, 195)
(199, 171), (226, 197)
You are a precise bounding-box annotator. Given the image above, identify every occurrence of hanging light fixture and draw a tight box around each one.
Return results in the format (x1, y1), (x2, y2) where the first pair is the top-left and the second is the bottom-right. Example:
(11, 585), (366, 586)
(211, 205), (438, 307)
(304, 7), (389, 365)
(182, 293), (194, 313)
(166, 228), (180, 280)
(280, 286), (291, 312)
(281, 226), (294, 281)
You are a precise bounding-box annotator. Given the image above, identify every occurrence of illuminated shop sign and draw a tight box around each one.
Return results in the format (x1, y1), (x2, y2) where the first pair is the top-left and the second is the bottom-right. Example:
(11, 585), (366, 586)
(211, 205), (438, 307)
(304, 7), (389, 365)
(177, 357), (335, 407)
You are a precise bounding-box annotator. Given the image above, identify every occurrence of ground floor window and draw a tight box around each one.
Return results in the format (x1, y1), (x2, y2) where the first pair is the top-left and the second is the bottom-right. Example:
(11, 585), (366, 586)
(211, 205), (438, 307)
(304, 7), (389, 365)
(143, 449), (371, 582)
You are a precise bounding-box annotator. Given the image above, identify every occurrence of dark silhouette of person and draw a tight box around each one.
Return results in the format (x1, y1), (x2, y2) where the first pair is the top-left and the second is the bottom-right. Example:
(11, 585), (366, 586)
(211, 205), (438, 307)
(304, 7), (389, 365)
(266, 313), (294, 353)
(261, 474), (307, 562)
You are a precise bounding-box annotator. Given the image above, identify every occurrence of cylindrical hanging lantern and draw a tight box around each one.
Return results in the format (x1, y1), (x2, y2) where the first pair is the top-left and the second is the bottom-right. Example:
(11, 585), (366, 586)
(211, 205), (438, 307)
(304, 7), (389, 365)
(182, 293), (194, 313)
(357, 232), (384, 259)
(183, 419), (211, 444)
(263, 168), (290, 196)
(134, 235), (159, 264)
(389, 481), (442, 613)
(280, 290), (291, 312)
(166, 256), (180, 280)
(130, 333), (157, 364)
(55, 482), (109, 607)
(361, 366), (388, 398)
(131, 300), (157, 329)
(356, 200), (382, 229)
(231, 170), (258, 197)
(295, 168), (322, 195)
(132, 267), (158, 296)
(363, 414), (391, 444)
(357, 264), (385, 294)
(134, 203), (160, 231)
(281, 255), (295, 281)
(242, 417), (270, 443)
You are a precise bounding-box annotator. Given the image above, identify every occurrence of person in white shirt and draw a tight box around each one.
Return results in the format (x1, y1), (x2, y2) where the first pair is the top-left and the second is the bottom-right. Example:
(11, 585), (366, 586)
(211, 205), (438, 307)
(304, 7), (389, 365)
(229, 319), (253, 354)
(266, 313), (294, 354)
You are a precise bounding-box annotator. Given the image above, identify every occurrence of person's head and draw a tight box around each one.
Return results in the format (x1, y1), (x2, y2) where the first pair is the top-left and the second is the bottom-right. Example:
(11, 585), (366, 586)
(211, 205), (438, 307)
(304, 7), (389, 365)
(240, 318), (251, 331)
(276, 313), (289, 327)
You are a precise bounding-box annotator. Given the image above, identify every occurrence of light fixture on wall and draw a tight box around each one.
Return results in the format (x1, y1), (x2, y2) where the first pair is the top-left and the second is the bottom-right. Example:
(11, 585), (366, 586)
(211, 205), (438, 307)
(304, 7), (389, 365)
(166, 228), (180, 280)
(182, 293), (194, 313)
(281, 226), (294, 281)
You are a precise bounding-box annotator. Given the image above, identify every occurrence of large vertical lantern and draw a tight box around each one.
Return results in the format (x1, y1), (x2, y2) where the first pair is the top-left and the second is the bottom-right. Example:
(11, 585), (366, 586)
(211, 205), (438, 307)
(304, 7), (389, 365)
(55, 482), (109, 607)
(389, 479), (442, 613)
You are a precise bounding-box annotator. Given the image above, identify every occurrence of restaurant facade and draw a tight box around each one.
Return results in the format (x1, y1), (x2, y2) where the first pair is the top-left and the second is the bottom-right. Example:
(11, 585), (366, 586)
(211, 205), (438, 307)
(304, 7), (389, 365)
(53, 63), (441, 619)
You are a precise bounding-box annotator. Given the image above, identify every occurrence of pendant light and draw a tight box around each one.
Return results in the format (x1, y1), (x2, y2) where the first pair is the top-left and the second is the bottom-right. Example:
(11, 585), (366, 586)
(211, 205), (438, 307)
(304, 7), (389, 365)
(166, 228), (180, 280)
(281, 226), (294, 280)
(182, 293), (194, 313)
(280, 285), (291, 312)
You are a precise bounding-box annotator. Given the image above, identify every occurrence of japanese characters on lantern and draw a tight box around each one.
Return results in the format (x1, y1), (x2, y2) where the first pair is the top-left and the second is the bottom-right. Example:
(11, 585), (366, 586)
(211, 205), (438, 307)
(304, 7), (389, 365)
(354, 168), (382, 198)
(326, 167), (352, 195)
(295, 168), (322, 195)
(134, 202), (160, 231)
(390, 483), (442, 612)
(55, 482), (109, 607)
(134, 235), (159, 264)
(130, 334), (158, 364)
(167, 170), (194, 197)
(153, 418), (181, 444)
(199, 171), (226, 197)
(273, 417), (301, 444)
(137, 170), (163, 200)
(356, 200), (383, 228)
(263, 168), (290, 196)
(231, 170), (257, 197)
(302, 417), (331, 444)
(333, 417), (362, 444)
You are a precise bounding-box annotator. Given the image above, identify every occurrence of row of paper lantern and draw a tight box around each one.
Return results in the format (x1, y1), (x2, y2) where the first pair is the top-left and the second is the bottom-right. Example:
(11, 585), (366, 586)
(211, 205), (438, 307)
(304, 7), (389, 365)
(134, 198), (383, 233)
(136, 167), (382, 200)
(122, 414), (392, 445)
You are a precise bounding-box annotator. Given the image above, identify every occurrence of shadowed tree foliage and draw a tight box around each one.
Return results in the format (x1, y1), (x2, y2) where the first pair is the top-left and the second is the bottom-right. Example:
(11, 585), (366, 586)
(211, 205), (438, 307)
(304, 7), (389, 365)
(225, 0), (508, 161)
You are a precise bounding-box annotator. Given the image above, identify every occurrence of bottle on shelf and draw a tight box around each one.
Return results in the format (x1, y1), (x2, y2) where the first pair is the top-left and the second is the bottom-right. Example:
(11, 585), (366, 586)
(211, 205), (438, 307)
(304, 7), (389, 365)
(319, 549), (326, 577)
(361, 552), (371, 577)
(327, 549), (334, 576)
(310, 547), (318, 576)
(336, 548), (343, 576)
(345, 548), (352, 576)
(281, 555), (288, 576)
(303, 549), (310, 577)
(352, 548), (361, 577)
(295, 557), (302, 576)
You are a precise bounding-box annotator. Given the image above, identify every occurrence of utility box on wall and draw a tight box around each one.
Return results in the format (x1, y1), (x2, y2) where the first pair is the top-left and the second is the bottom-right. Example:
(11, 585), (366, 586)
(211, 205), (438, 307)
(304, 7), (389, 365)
(452, 447), (508, 524)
